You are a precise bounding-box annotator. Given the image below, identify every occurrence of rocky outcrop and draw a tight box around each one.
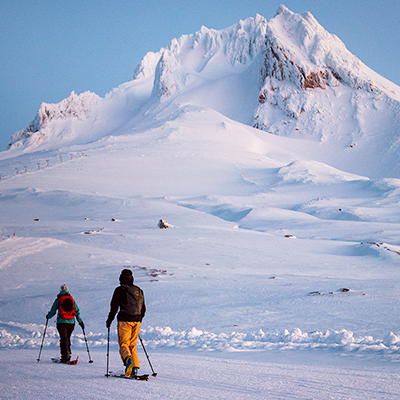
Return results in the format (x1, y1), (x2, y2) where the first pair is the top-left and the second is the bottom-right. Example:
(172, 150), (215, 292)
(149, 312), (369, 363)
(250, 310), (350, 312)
(252, 5), (394, 137)
(9, 91), (99, 148)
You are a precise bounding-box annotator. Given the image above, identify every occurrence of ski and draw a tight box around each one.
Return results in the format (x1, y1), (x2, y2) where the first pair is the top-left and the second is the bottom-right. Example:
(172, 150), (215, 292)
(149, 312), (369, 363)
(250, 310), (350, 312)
(108, 372), (149, 381)
(51, 356), (79, 365)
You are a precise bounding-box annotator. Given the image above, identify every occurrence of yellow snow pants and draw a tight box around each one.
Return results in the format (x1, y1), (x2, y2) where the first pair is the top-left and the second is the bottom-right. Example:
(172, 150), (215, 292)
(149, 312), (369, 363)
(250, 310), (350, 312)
(117, 321), (141, 368)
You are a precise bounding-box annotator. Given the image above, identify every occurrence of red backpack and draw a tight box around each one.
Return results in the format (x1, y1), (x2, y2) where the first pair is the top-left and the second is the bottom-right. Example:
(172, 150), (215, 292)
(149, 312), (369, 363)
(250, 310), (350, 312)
(58, 294), (76, 319)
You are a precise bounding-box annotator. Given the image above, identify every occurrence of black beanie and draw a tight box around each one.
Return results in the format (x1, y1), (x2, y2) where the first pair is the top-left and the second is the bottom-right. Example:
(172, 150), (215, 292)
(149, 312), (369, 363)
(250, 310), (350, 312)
(119, 269), (133, 285)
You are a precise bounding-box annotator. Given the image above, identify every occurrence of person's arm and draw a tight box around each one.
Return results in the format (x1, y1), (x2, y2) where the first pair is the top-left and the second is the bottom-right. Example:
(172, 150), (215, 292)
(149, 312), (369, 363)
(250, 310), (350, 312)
(74, 301), (84, 326)
(46, 298), (58, 320)
(141, 290), (146, 320)
(106, 288), (120, 326)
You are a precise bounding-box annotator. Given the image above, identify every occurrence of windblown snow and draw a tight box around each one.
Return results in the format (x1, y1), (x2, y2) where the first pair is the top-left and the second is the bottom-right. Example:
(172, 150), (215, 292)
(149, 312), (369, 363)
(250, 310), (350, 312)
(1, 4), (400, 399)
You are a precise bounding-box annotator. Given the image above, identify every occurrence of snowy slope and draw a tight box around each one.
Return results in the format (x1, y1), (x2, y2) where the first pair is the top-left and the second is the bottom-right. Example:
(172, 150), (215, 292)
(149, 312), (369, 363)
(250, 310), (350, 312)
(1, 5), (400, 399)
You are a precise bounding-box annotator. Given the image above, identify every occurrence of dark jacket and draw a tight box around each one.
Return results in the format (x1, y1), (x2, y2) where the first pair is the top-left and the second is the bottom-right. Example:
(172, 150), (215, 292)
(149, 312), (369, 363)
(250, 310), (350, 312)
(106, 284), (146, 325)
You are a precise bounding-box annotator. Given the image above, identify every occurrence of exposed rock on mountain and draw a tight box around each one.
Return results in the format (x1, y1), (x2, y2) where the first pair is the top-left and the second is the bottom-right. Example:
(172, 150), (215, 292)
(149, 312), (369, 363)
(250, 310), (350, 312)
(9, 91), (100, 148)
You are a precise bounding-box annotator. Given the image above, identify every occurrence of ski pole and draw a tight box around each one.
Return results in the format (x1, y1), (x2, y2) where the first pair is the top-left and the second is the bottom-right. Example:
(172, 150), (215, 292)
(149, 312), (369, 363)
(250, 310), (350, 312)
(105, 326), (110, 377)
(37, 318), (48, 362)
(82, 326), (93, 363)
(139, 335), (157, 377)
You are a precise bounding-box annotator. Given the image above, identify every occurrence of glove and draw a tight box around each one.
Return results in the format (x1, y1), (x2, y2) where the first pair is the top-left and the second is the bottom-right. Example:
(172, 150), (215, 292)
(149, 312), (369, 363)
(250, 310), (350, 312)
(79, 321), (85, 330)
(106, 321), (111, 329)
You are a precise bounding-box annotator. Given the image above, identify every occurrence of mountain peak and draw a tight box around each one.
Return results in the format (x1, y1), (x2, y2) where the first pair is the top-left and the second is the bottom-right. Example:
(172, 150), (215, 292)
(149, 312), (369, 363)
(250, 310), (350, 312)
(275, 4), (293, 16)
(8, 5), (400, 166)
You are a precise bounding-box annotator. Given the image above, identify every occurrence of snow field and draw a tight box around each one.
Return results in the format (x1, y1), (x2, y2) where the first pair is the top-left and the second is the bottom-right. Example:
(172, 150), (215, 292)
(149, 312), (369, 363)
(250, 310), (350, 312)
(1, 349), (399, 399)
(1, 5), (400, 399)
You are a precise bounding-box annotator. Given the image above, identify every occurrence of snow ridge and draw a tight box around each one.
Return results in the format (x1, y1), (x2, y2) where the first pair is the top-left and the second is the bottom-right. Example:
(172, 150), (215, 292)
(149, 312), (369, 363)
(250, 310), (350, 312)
(139, 15), (269, 102)
(1, 322), (399, 360)
(134, 14), (268, 81)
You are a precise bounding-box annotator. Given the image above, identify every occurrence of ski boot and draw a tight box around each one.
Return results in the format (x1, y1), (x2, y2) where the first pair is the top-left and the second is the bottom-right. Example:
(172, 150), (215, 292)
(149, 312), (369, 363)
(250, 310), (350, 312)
(124, 356), (134, 377)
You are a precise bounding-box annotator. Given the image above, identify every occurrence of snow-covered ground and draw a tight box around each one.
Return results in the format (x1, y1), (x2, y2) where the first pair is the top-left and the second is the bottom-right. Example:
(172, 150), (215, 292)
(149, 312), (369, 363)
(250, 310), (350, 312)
(1, 108), (400, 398)
(1, 5), (400, 399)
(1, 349), (399, 399)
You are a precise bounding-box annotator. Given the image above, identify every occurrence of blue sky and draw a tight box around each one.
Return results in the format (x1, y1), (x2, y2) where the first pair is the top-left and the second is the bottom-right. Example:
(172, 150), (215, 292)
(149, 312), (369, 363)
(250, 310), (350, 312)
(1, 0), (399, 151)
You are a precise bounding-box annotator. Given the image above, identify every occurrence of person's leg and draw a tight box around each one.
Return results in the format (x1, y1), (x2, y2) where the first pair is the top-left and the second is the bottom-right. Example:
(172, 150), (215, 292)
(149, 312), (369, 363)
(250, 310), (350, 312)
(65, 323), (75, 361)
(117, 321), (132, 363)
(129, 322), (141, 369)
(57, 323), (69, 361)
(57, 323), (75, 362)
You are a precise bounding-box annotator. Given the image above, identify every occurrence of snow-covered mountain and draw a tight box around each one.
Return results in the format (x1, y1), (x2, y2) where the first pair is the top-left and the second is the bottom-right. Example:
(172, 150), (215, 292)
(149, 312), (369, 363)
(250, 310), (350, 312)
(8, 5), (400, 178)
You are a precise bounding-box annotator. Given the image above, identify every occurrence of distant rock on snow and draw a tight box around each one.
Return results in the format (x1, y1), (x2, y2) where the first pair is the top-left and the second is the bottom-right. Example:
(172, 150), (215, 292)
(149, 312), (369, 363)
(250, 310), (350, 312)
(158, 219), (173, 229)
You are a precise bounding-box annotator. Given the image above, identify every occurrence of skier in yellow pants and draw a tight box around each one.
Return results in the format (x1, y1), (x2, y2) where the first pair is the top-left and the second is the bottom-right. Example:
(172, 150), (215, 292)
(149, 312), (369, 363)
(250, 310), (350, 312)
(118, 321), (141, 369)
(106, 269), (146, 376)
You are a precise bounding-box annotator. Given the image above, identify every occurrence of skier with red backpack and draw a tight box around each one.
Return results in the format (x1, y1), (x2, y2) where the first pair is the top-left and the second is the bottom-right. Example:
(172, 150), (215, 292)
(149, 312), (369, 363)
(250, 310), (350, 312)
(46, 284), (84, 363)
